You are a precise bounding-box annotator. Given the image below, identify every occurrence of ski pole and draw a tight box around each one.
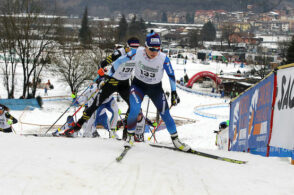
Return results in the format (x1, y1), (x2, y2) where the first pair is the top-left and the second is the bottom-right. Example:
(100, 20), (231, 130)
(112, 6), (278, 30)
(51, 86), (99, 135)
(45, 75), (100, 134)
(145, 97), (150, 119)
(148, 105), (173, 142)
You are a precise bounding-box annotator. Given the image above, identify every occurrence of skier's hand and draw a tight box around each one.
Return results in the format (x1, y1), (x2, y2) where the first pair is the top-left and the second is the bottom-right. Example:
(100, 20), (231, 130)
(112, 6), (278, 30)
(171, 91), (180, 106)
(152, 122), (158, 128)
(7, 119), (13, 125)
(97, 68), (105, 76)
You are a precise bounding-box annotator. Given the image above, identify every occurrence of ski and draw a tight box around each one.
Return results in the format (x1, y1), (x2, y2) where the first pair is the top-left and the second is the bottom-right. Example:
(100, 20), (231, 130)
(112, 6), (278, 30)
(116, 146), (131, 162)
(149, 144), (247, 164)
(22, 133), (56, 137)
(21, 133), (75, 138)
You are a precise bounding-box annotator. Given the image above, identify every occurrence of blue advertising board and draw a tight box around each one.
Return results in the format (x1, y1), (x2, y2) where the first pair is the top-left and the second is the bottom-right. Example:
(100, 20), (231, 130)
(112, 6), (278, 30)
(229, 73), (274, 153)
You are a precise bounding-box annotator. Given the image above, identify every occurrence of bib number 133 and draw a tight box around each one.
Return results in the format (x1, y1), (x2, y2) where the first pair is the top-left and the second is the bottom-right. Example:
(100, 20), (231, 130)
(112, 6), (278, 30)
(140, 70), (155, 78)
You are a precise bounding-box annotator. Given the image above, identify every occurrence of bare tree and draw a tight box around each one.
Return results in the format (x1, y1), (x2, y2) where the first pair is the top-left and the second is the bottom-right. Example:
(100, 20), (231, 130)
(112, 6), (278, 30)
(0, 31), (18, 98)
(0, 0), (59, 98)
(221, 22), (236, 48)
(51, 42), (97, 94)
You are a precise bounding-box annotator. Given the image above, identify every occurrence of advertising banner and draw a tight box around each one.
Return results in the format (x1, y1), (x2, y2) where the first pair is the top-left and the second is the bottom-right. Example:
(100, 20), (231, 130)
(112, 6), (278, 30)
(229, 73), (274, 152)
(270, 67), (294, 151)
(0, 99), (41, 110)
(229, 92), (251, 151)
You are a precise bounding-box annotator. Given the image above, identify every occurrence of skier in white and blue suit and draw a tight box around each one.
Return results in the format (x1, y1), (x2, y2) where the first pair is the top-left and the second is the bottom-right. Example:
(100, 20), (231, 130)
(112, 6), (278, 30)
(112, 31), (191, 151)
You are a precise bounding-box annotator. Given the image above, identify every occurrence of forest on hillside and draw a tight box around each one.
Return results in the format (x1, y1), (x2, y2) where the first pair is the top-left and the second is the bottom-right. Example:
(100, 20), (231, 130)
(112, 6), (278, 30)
(0, 0), (292, 17)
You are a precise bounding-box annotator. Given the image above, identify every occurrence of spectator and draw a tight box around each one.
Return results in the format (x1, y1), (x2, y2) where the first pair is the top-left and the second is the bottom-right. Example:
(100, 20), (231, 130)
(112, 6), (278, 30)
(0, 105), (18, 133)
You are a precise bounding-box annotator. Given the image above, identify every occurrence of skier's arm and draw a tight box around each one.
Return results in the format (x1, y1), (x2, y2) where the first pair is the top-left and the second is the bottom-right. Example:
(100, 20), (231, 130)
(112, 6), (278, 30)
(5, 112), (18, 124)
(100, 50), (122, 68)
(111, 48), (137, 72)
(163, 56), (176, 91)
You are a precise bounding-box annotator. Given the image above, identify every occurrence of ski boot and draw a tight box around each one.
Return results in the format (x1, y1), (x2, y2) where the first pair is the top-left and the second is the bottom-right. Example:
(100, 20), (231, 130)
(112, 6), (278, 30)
(109, 129), (120, 139)
(92, 131), (100, 138)
(124, 133), (135, 147)
(171, 133), (191, 152)
(63, 123), (81, 137)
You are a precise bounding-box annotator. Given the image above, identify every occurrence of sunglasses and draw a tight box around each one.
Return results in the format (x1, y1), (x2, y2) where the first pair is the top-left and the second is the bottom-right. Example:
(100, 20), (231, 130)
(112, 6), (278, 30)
(146, 46), (160, 52)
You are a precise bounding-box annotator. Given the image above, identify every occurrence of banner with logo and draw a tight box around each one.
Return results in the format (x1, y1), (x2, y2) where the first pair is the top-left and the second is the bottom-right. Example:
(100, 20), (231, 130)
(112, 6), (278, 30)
(270, 67), (294, 151)
(229, 73), (274, 152)
(229, 92), (251, 151)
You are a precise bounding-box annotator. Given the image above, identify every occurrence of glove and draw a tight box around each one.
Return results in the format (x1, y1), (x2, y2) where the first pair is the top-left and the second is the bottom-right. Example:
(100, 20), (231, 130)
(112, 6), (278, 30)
(171, 91), (180, 106)
(7, 119), (13, 125)
(118, 109), (122, 115)
(152, 122), (158, 128)
(71, 93), (76, 99)
(97, 76), (109, 89)
(97, 68), (105, 76)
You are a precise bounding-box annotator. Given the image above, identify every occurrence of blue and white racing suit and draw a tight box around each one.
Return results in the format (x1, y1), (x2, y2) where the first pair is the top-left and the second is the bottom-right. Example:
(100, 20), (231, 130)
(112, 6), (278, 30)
(112, 47), (177, 135)
(94, 96), (119, 131)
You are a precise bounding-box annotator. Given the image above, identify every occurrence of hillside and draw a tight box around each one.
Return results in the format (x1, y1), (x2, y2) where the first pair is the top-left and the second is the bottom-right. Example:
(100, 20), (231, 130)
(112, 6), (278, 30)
(0, 0), (291, 17)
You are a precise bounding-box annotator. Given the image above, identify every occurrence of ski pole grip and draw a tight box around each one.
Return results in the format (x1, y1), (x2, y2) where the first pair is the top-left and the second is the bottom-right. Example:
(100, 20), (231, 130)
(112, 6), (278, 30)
(97, 68), (105, 76)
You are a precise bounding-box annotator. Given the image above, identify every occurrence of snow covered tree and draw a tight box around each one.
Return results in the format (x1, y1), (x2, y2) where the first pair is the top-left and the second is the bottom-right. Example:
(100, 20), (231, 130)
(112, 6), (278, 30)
(79, 7), (92, 46)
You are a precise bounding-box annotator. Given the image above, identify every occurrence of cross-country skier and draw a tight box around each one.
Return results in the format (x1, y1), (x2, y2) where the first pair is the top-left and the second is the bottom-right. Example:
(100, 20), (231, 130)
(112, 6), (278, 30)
(53, 115), (76, 136)
(112, 31), (191, 151)
(77, 82), (100, 137)
(0, 105), (18, 133)
(94, 95), (120, 139)
(64, 37), (140, 137)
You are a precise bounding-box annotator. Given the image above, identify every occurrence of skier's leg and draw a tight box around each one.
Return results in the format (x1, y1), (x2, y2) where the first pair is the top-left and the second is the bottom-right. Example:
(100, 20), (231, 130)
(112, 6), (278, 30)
(107, 98), (120, 139)
(127, 85), (144, 133)
(118, 80), (131, 140)
(107, 97), (119, 130)
(148, 86), (190, 151)
(82, 113), (96, 137)
(125, 84), (145, 146)
(75, 81), (116, 131)
(148, 87), (177, 135)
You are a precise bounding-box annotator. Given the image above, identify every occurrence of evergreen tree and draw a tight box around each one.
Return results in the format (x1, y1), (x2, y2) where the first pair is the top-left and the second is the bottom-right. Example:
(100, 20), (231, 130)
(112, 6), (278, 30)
(139, 17), (146, 34)
(161, 12), (167, 23)
(128, 15), (138, 36)
(127, 16), (147, 44)
(200, 21), (216, 41)
(188, 29), (199, 48)
(79, 7), (92, 46)
(186, 13), (194, 24)
(117, 15), (128, 42)
(286, 36), (294, 64)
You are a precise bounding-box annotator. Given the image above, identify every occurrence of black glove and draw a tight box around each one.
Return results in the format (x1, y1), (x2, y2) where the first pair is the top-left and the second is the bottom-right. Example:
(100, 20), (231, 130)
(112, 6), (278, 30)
(171, 91), (180, 106)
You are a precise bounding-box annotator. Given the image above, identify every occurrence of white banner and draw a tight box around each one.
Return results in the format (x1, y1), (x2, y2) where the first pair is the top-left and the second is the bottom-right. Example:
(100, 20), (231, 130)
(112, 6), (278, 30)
(270, 67), (294, 150)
